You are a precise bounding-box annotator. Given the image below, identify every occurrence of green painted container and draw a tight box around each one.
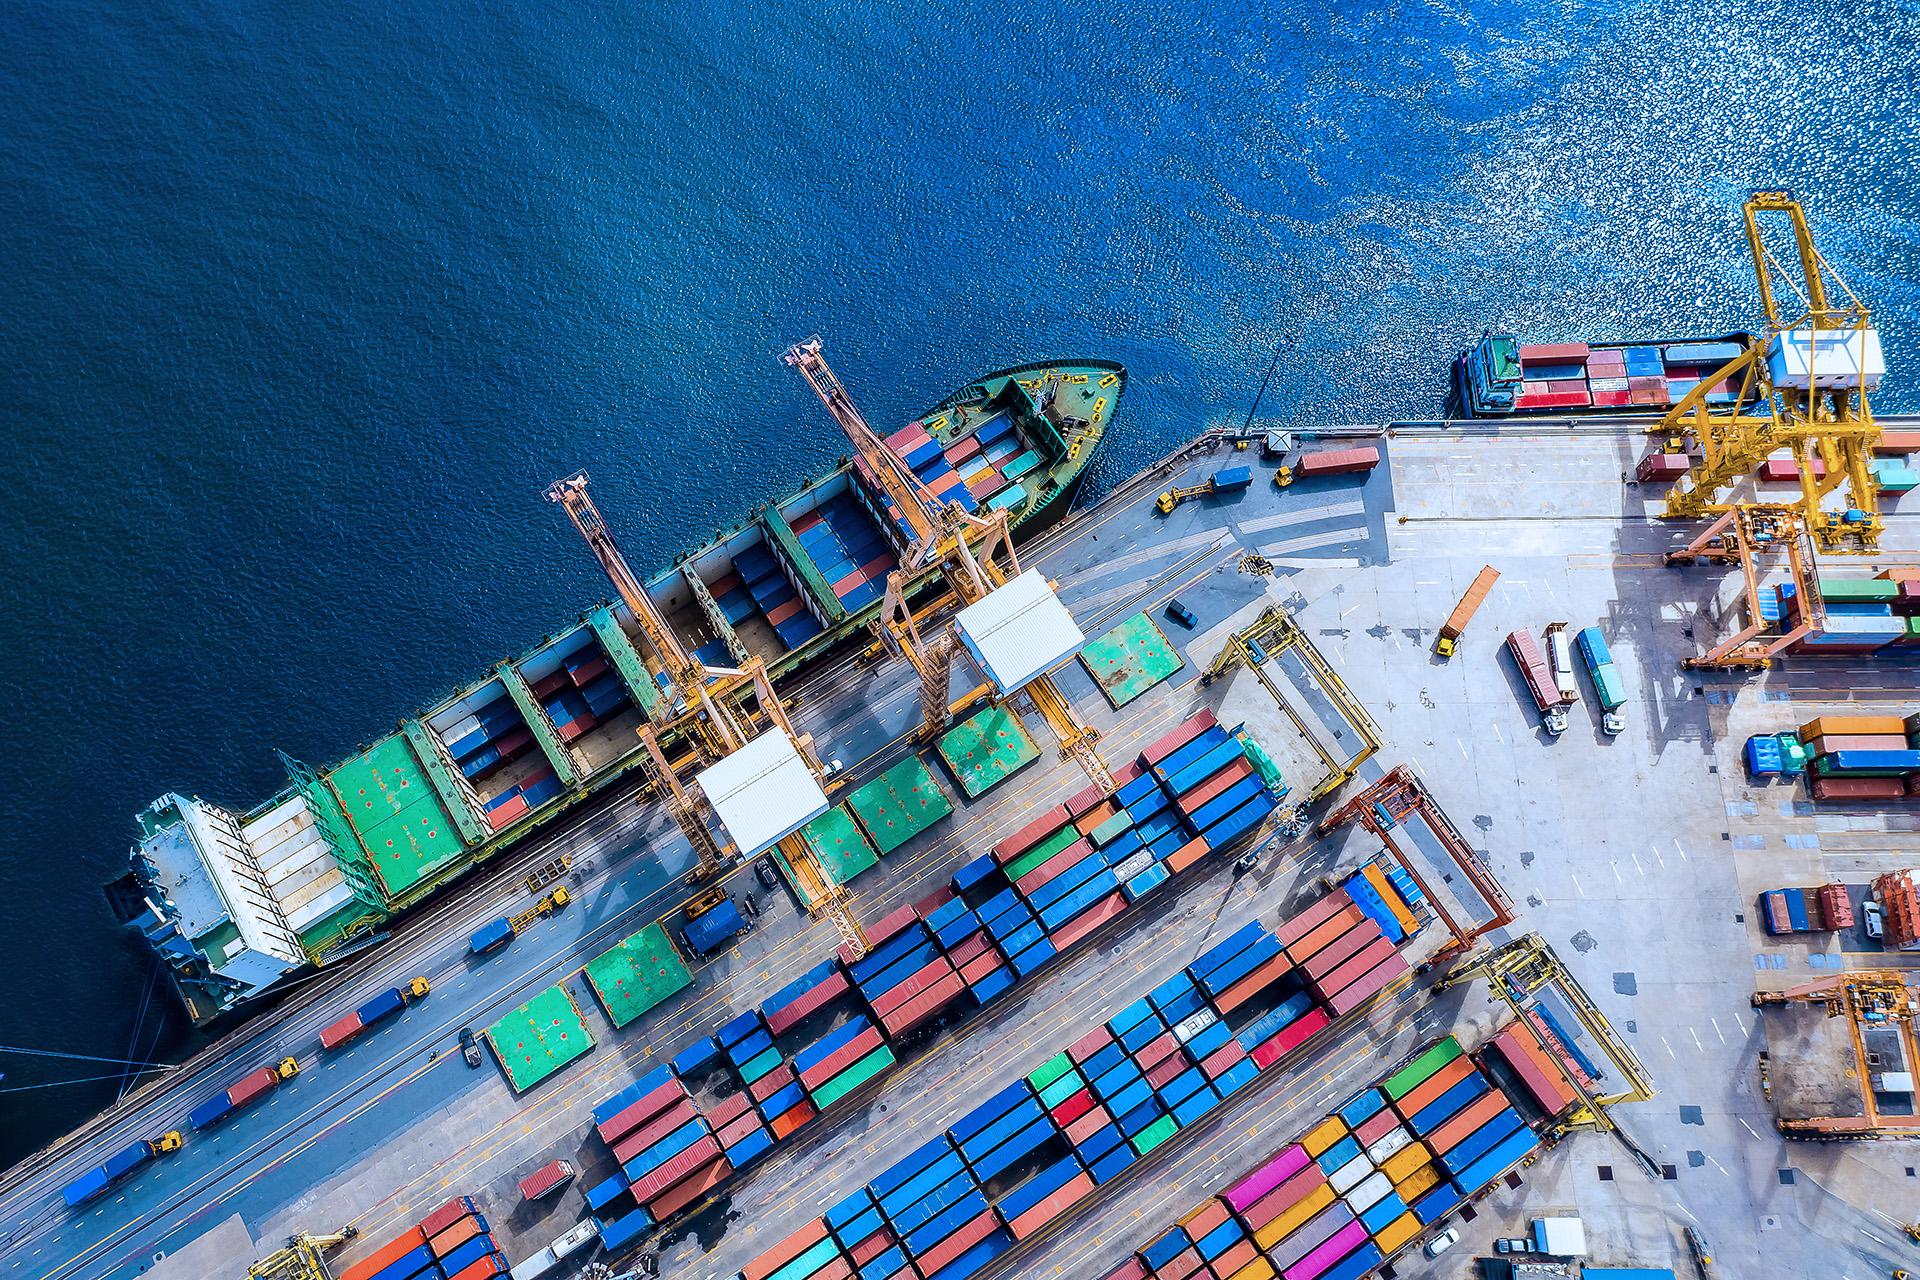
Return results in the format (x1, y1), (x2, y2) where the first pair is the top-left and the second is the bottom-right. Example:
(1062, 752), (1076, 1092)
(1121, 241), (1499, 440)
(1006, 825), (1080, 881)
(1818, 577), (1900, 603)
(1131, 1114), (1180, 1154)
(812, 1046), (897, 1109)
(1027, 1051), (1075, 1091)
(1039, 1070), (1085, 1108)
(1383, 1037), (1463, 1100)
(740, 1047), (784, 1083)
(1090, 812), (1134, 848)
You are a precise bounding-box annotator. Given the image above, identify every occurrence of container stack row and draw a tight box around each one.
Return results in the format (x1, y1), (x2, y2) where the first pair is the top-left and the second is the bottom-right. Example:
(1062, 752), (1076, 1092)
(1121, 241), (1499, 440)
(1276, 879), (1413, 1019)
(1758, 882), (1855, 935)
(579, 713), (1297, 1245)
(1478, 1019), (1581, 1120)
(1799, 712), (1920, 801)
(710, 540), (828, 651)
(1099, 1036), (1539, 1280)
(883, 420), (985, 520)
(1512, 340), (1742, 412)
(1779, 573), (1920, 657)
(790, 491), (898, 613)
(533, 645), (631, 747)
(339, 1197), (507, 1280)
(732, 879), (1428, 1280)
(444, 694), (535, 785)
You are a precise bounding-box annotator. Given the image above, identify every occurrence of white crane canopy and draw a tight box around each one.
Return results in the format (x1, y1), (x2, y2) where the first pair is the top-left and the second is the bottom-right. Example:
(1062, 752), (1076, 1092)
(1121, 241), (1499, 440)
(695, 730), (829, 858)
(955, 569), (1086, 694)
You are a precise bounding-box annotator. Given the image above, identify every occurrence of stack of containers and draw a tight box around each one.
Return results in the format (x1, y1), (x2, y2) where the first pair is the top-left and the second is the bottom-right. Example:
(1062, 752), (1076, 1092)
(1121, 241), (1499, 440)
(926, 881), (1019, 1005)
(338, 1197), (508, 1280)
(1622, 344), (1669, 407)
(1779, 583), (1909, 659)
(1115, 1036), (1540, 1280)
(444, 695), (534, 784)
(850, 913), (968, 1037)
(1511, 343), (1592, 411)
(1478, 1020), (1579, 1121)
(1795, 713), (1920, 800)
(790, 490), (898, 613)
(719, 1011), (817, 1143)
(533, 640), (632, 745)
(794, 1014), (898, 1111)
(762, 959), (853, 1038)
(1277, 891), (1412, 1018)
(883, 421), (984, 518)
(588, 1062), (731, 1237)
(1583, 345), (1629, 408)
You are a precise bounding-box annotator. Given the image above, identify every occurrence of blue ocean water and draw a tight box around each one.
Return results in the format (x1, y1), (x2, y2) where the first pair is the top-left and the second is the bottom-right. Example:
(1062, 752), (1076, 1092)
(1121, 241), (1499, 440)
(0, 0), (1915, 1161)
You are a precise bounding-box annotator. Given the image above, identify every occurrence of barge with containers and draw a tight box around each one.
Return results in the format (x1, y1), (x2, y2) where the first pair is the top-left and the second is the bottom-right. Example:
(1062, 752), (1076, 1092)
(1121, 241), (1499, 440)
(1454, 332), (1754, 415)
(109, 359), (1124, 1025)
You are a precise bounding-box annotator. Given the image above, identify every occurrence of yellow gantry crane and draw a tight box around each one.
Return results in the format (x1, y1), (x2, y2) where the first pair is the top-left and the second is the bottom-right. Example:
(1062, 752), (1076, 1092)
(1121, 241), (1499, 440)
(785, 338), (1113, 791)
(1656, 191), (1885, 554)
(547, 472), (868, 954)
(1751, 970), (1920, 1139)
(1663, 502), (1823, 668)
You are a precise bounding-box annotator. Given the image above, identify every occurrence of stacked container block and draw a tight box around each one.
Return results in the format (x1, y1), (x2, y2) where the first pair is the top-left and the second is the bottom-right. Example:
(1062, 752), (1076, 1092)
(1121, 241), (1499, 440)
(1505, 339), (1742, 413)
(1115, 1036), (1540, 1280)
(734, 877), (1427, 1280)
(338, 1197), (509, 1280)
(790, 490), (898, 613)
(529, 635), (633, 752)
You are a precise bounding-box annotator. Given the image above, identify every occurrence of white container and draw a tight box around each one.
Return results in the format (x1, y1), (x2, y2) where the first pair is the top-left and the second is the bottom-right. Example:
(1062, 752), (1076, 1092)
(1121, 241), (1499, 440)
(1329, 1152), (1373, 1194)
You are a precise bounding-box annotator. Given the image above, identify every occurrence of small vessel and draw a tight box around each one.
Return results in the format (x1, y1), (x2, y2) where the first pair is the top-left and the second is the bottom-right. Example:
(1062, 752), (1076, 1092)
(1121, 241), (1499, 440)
(1455, 333), (1753, 416)
(109, 360), (1123, 1024)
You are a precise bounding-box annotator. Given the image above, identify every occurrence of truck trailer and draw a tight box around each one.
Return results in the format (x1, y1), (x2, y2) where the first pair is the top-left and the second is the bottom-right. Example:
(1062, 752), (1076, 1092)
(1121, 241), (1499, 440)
(188, 1058), (298, 1130)
(1574, 625), (1627, 734)
(1506, 630), (1569, 735)
(319, 977), (431, 1050)
(61, 1132), (182, 1208)
(1435, 565), (1499, 657)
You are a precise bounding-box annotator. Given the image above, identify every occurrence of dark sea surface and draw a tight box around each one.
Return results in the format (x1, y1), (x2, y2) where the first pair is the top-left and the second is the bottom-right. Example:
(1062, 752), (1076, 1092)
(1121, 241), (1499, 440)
(0, 0), (1914, 1164)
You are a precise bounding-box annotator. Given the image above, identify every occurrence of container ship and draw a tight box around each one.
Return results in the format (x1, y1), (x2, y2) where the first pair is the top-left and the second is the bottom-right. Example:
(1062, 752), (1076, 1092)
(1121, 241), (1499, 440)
(1454, 332), (1754, 415)
(109, 360), (1124, 1025)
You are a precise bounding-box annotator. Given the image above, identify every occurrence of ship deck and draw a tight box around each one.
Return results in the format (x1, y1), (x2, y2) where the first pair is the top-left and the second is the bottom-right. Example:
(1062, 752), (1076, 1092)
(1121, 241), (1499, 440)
(10, 421), (1920, 1280)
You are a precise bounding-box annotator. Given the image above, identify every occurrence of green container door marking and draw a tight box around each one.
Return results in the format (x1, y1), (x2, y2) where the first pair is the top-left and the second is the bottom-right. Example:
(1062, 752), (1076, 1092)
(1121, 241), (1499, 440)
(586, 605), (661, 718)
(846, 754), (954, 855)
(1080, 613), (1184, 708)
(583, 923), (695, 1028)
(324, 733), (469, 900)
(937, 704), (1041, 798)
(799, 808), (881, 887)
(494, 663), (581, 789)
(1383, 1036), (1462, 1100)
(486, 984), (595, 1092)
(810, 1046), (897, 1109)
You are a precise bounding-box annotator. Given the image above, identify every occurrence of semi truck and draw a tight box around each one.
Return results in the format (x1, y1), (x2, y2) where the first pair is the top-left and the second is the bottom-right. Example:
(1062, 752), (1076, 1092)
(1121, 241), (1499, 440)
(1574, 626), (1627, 734)
(681, 893), (749, 958)
(1760, 884), (1853, 935)
(1155, 464), (1253, 514)
(1435, 565), (1499, 657)
(1506, 629), (1569, 734)
(319, 977), (431, 1050)
(188, 1058), (299, 1130)
(1543, 623), (1581, 705)
(61, 1132), (182, 1208)
(469, 887), (573, 957)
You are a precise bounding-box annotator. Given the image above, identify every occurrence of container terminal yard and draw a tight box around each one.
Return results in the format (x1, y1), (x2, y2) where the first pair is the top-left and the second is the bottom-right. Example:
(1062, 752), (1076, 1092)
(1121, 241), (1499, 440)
(6, 195), (1920, 1280)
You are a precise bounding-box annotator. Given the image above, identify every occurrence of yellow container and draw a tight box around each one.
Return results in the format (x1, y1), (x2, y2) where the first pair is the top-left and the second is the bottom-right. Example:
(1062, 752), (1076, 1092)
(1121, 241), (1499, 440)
(1229, 1260), (1277, 1280)
(1394, 1162), (1442, 1200)
(1253, 1183), (1335, 1250)
(1373, 1211), (1421, 1256)
(1380, 1141), (1432, 1184)
(1301, 1117), (1348, 1157)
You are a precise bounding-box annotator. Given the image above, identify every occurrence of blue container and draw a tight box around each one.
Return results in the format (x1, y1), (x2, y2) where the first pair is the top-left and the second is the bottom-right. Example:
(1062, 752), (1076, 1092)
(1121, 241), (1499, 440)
(1319, 1242), (1385, 1280)
(1186, 1020), (1232, 1058)
(584, 1173), (630, 1213)
(671, 1036), (722, 1076)
(860, 1245), (911, 1280)
(1161, 1068), (1208, 1109)
(1075, 1122), (1123, 1163)
(952, 854), (1001, 893)
(189, 1094), (233, 1130)
(759, 1081), (807, 1118)
(1411, 1075), (1490, 1135)
(826, 1186), (876, 1230)
(716, 1011), (763, 1048)
(1439, 1110), (1524, 1173)
(1193, 930), (1282, 995)
(972, 968), (1015, 1004)
(920, 1230), (1012, 1280)
(1202, 795), (1273, 849)
(1089, 1142), (1136, 1183)
(621, 1120), (707, 1181)
(850, 927), (929, 984)
(1453, 1126), (1539, 1194)
(1172, 1090), (1214, 1127)
(62, 1166), (111, 1208)
(1099, 827), (1144, 863)
(100, 1141), (154, 1182)
(950, 1085), (1035, 1145)
(1124, 864), (1171, 901)
(1118, 1099), (1164, 1137)
(1143, 1229), (1190, 1270)
(1009, 938), (1056, 977)
(1316, 1135), (1363, 1174)
(871, 1136), (956, 1201)
(1212, 465), (1253, 491)
(1336, 1088), (1385, 1127)
(1125, 786), (1173, 825)
(682, 899), (747, 955)
(794, 1018), (869, 1076)
(1784, 891), (1810, 932)
(1359, 1191), (1408, 1234)
(368, 1246), (436, 1280)
(998, 1155), (1083, 1220)
(881, 1152), (967, 1219)
(1196, 1218), (1244, 1259)
(1823, 749), (1920, 772)
(355, 987), (407, 1025)
(438, 1235), (495, 1276)
(596, 1205), (653, 1253)
(971, 1118), (1052, 1181)
(1414, 1181), (1463, 1225)
(1216, 1059), (1260, 1094)
(1166, 740), (1249, 797)
(727, 1027), (775, 1064)
(863, 942), (940, 998)
(1117, 1014), (1163, 1054)
(1116, 772), (1162, 807)
(1157, 728), (1232, 783)
(1000, 920), (1045, 956)
(1192, 920), (1268, 976)
(467, 917), (515, 954)
(1152, 983), (1206, 1026)
(894, 1174), (980, 1237)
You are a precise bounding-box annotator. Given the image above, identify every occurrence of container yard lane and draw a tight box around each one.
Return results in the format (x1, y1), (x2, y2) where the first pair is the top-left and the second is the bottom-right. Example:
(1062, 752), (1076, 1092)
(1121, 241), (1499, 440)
(0, 436), (1373, 1280)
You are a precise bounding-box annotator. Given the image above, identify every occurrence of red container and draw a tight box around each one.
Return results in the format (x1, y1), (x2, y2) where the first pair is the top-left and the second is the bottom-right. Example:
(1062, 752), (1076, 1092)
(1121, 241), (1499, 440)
(765, 968), (851, 1038)
(227, 1067), (280, 1110)
(339, 1229), (430, 1280)
(872, 959), (952, 1016)
(1140, 709), (1220, 766)
(1213, 1239), (1258, 1276)
(1067, 1027), (1114, 1063)
(1010, 1173), (1095, 1240)
(850, 1230), (895, 1265)
(1135, 1030), (1180, 1073)
(1301, 922), (1380, 981)
(1394, 1057), (1478, 1121)
(800, 1027), (884, 1090)
(1099, 1260), (1150, 1280)
(1070, 786), (1115, 822)
(1015, 839), (1093, 897)
(959, 951), (1003, 984)
(704, 1090), (752, 1128)
(1635, 452), (1689, 482)
(737, 1220), (829, 1280)
(1167, 837), (1210, 873)
(1354, 1108), (1400, 1148)
(1329, 955), (1408, 1015)
(1425, 1089), (1506, 1155)
(1514, 389), (1592, 409)
(1286, 905), (1366, 963)
(417, 1197), (476, 1239)
(1146, 1054), (1187, 1090)
(1182, 1199), (1231, 1235)
(319, 1012), (365, 1050)
(631, 1135), (723, 1201)
(613, 1097), (701, 1165)
(647, 1153), (735, 1223)
(1275, 891), (1353, 948)
(995, 807), (1071, 861)
(447, 1260), (507, 1280)
(1811, 777), (1906, 801)
(1251, 1007), (1329, 1069)
(748, 1063), (796, 1103)
(1111, 759), (1145, 787)
(1296, 446), (1380, 476)
(769, 1103), (817, 1140)
(1064, 1105), (1111, 1145)
(1052, 1088), (1095, 1126)
(1237, 1166), (1327, 1229)
(1876, 431), (1920, 455)
(1518, 342), (1589, 363)
(1176, 758), (1255, 814)
(1590, 388), (1631, 407)
(429, 1215), (481, 1257)
(879, 973), (965, 1036)
(1048, 892), (1127, 952)
(863, 904), (921, 950)
(1545, 379), (1588, 394)
(948, 932), (993, 966)
(717, 1111), (763, 1147)
(1818, 884), (1855, 930)
(1200, 1040), (1247, 1078)
(1213, 953), (1296, 1014)
(918, 1210), (1000, 1272)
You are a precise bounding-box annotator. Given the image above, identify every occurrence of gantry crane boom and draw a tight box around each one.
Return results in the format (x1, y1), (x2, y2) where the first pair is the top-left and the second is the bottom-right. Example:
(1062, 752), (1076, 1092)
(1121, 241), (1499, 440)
(785, 337), (943, 559)
(1656, 191), (1884, 554)
(787, 339), (1114, 794)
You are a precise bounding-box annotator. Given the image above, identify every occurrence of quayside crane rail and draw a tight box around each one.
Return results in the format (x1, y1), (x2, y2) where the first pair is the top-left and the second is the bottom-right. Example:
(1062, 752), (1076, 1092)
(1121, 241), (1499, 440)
(786, 337), (1114, 793)
(547, 473), (867, 954)
(1751, 969), (1920, 1139)
(1656, 190), (1884, 555)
